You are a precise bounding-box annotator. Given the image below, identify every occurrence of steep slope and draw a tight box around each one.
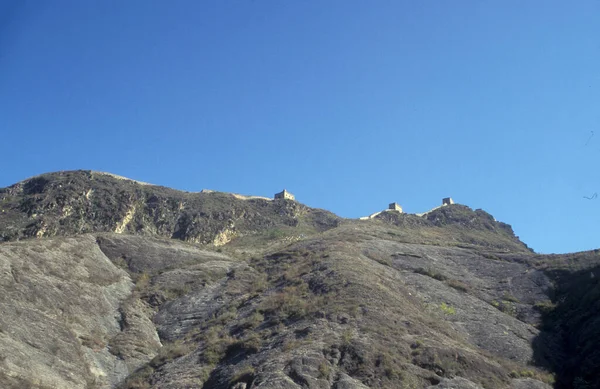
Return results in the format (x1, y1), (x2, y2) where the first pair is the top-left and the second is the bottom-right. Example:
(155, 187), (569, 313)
(0, 234), (244, 389)
(0, 235), (156, 388)
(1, 231), (555, 389)
(0, 171), (596, 389)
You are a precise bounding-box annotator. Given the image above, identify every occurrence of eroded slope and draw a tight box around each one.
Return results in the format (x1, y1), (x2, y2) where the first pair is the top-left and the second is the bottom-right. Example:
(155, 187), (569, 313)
(0, 234), (241, 389)
(99, 227), (555, 389)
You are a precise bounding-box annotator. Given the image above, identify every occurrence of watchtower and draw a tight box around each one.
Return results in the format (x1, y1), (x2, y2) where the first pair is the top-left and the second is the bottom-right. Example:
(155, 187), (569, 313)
(388, 203), (403, 212)
(274, 189), (295, 201)
(442, 197), (454, 206)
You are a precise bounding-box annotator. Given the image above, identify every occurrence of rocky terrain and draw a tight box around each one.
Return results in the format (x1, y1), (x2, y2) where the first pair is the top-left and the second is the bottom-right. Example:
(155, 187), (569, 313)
(0, 170), (598, 389)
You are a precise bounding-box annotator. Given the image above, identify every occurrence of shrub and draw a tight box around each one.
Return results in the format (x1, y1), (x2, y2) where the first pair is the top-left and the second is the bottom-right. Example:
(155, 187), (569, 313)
(267, 229), (287, 239)
(341, 329), (354, 345)
(240, 311), (264, 330)
(533, 300), (556, 314)
(149, 341), (194, 368)
(439, 303), (456, 315)
(446, 279), (470, 292)
(230, 366), (255, 386)
(378, 353), (402, 379)
(414, 267), (447, 281)
(282, 339), (302, 352)
(481, 253), (501, 261)
(502, 292), (519, 303)
(80, 330), (106, 350)
(260, 285), (315, 322)
(200, 327), (235, 365)
(225, 335), (261, 359)
(318, 362), (331, 379)
(250, 275), (268, 295)
(163, 285), (191, 300)
(210, 306), (238, 326)
(125, 366), (153, 389)
(135, 272), (151, 291)
(491, 300), (517, 317)
(510, 370), (535, 378)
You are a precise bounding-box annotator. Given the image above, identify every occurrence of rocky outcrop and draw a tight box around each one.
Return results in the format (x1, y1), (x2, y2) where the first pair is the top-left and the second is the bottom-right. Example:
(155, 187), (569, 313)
(373, 205), (531, 253)
(0, 235), (159, 388)
(0, 171), (340, 245)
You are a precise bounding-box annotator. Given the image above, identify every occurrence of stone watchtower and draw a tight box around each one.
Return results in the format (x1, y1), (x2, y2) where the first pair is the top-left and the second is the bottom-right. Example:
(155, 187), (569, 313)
(442, 197), (454, 206)
(389, 203), (403, 212)
(274, 189), (295, 201)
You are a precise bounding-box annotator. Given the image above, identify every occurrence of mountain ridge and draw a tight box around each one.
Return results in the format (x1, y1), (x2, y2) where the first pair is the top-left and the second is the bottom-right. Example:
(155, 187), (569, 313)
(0, 170), (529, 253)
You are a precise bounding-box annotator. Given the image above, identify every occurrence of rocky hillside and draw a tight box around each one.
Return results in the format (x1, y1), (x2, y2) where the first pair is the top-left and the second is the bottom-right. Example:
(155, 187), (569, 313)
(0, 171), (340, 245)
(0, 171), (598, 389)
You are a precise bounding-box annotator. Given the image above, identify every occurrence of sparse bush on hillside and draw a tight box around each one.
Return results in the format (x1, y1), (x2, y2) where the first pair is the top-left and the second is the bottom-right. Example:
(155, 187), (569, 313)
(209, 305), (238, 326)
(481, 253), (502, 261)
(260, 285), (313, 322)
(162, 285), (192, 300)
(149, 340), (194, 368)
(439, 302), (456, 315)
(491, 300), (517, 317)
(229, 365), (256, 386)
(135, 272), (150, 291)
(446, 279), (470, 292)
(250, 274), (268, 295)
(533, 300), (556, 314)
(240, 311), (264, 330)
(318, 361), (332, 379)
(266, 228), (288, 239)
(509, 370), (535, 378)
(199, 326), (235, 365)
(415, 267), (447, 281)
(122, 340), (195, 389)
(341, 329), (354, 345)
(502, 292), (519, 303)
(124, 366), (153, 389)
(225, 335), (261, 359)
(80, 331), (106, 351)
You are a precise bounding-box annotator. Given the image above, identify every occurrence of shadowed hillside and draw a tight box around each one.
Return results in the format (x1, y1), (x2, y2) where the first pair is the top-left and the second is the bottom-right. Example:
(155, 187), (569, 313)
(532, 251), (600, 389)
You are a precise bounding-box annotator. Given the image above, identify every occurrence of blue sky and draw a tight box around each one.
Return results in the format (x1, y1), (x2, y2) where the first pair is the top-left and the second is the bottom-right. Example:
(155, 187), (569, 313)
(1, 1), (599, 254)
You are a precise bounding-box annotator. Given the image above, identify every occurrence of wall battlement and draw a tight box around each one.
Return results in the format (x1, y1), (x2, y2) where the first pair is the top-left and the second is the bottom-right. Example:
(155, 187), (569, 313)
(362, 197), (456, 219)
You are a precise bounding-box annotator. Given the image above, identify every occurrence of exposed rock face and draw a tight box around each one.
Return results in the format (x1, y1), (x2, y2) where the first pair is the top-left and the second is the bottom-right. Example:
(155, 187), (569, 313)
(0, 171), (596, 389)
(0, 235), (159, 388)
(0, 171), (340, 244)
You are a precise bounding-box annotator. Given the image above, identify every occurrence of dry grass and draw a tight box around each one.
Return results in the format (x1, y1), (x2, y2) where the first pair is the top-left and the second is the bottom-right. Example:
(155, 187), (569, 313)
(446, 279), (470, 292)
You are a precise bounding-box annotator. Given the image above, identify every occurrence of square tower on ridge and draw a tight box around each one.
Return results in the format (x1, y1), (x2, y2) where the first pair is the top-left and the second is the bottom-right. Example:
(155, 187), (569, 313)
(274, 189), (295, 201)
(389, 203), (403, 212)
(442, 197), (454, 206)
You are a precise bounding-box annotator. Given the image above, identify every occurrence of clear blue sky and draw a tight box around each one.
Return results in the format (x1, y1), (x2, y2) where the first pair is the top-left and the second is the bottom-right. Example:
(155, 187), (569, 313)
(1, 1), (599, 254)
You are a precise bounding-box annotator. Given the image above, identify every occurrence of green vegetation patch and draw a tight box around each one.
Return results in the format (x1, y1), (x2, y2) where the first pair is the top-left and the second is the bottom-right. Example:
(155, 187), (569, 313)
(439, 302), (456, 315)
